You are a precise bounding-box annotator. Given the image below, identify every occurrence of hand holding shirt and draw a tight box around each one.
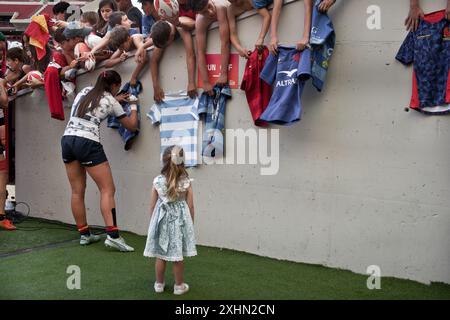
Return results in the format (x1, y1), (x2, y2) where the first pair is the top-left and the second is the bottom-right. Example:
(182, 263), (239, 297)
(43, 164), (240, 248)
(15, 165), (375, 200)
(259, 46), (311, 125)
(396, 10), (450, 114)
(148, 93), (200, 167)
(310, 0), (336, 92)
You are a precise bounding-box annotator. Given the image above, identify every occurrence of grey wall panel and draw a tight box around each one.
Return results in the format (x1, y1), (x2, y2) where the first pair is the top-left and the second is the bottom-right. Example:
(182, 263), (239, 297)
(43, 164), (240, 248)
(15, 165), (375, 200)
(15, 0), (450, 284)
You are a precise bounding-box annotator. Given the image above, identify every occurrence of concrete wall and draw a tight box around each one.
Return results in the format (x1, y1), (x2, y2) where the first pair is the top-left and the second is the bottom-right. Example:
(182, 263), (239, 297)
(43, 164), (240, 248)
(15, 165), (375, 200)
(15, 0), (450, 285)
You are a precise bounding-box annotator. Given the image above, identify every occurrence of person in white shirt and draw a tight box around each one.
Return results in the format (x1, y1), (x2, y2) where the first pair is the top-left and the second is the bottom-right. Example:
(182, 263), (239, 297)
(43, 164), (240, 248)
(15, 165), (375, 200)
(61, 70), (138, 252)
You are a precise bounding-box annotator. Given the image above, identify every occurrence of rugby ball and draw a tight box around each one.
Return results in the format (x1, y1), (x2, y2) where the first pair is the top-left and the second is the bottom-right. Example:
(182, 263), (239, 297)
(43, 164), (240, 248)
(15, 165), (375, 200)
(154, 0), (179, 19)
(26, 71), (44, 85)
(74, 42), (96, 71)
(74, 42), (90, 59)
(83, 58), (96, 72)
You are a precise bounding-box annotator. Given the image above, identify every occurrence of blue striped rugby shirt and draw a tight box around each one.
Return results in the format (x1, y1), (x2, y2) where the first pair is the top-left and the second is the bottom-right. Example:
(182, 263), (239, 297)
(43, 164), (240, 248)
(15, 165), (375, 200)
(147, 93), (200, 167)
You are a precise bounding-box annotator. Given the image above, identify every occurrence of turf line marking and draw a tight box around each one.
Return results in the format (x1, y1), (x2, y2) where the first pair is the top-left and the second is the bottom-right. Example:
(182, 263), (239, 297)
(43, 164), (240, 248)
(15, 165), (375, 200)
(0, 239), (81, 259)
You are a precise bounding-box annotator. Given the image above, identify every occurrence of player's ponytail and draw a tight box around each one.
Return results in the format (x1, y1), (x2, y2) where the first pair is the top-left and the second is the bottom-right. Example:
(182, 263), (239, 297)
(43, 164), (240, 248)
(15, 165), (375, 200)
(76, 70), (121, 117)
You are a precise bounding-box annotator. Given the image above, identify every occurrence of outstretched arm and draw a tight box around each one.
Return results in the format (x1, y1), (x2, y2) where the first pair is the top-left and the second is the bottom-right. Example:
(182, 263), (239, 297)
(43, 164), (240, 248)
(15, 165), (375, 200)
(256, 8), (271, 49)
(12, 73), (29, 90)
(0, 79), (8, 108)
(296, 0), (313, 51)
(54, 20), (69, 28)
(196, 15), (213, 94)
(217, 6), (230, 86)
(130, 55), (147, 86)
(179, 28), (197, 98)
(269, 0), (283, 55)
(103, 49), (128, 68)
(150, 47), (165, 103)
(405, 0), (424, 32)
(227, 5), (249, 59)
(318, 0), (336, 13)
(142, 36), (154, 49)
(131, 34), (148, 63)
(89, 33), (111, 56)
(59, 59), (80, 78)
(179, 16), (196, 31)
(446, 0), (450, 20)
(118, 107), (139, 132)
(3, 69), (19, 84)
(12, 73), (43, 91)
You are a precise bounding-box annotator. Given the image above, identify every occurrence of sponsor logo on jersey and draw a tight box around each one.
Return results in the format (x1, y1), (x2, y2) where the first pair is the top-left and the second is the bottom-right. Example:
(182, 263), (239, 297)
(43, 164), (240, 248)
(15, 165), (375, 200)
(417, 34), (432, 39)
(276, 69), (298, 87)
(278, 69), (298, 78)
(443, 26), (450, 40)
(276, 78), (298, 87)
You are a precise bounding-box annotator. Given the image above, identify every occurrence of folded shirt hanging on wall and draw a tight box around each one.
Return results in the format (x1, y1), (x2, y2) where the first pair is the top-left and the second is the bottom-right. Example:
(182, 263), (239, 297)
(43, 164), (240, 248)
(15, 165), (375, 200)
(259, 46), (311, 125)
(44, 66), (64, 121)
(240, 47), (271, 127)
(198, 85), (232, 163)
(107, 81), (142, 150)
(396, 10), (450, 115)
(310, 0), (336, 92)
(147, 92), (200, 167)
(44, 51), (71, 121)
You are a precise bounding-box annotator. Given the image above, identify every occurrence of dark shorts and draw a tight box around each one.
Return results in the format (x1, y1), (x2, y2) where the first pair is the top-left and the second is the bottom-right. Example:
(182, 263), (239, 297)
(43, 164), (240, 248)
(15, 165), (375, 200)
(61, 135), (108, 167)
(252, 0), (273, 9)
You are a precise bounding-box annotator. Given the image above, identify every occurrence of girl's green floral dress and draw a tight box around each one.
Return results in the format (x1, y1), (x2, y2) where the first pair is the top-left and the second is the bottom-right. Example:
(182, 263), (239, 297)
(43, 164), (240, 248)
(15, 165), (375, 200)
(144, 175), (197, 261)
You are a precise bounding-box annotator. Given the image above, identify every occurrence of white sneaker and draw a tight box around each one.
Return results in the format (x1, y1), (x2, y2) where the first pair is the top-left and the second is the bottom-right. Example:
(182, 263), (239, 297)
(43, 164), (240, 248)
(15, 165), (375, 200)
(80, 234), (101, 245)
(174, 283), (189, 295)
(154, 282), (165, 293)
(104, 235), (134, 252)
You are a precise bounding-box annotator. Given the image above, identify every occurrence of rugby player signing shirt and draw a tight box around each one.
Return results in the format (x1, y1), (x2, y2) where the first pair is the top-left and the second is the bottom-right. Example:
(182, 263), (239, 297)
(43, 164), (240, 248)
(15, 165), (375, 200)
(64, 87), (126, 143)
(259, 46), (312, 125)
(396, 10), (450, 114)
(147, 93), (200, 167)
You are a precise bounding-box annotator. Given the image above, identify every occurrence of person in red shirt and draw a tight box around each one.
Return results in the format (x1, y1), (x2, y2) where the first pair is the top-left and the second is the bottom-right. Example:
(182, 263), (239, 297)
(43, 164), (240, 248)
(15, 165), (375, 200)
(0, 32), (7, 79)
(0, 78), (15, 230)
(44, 28), (82, 120)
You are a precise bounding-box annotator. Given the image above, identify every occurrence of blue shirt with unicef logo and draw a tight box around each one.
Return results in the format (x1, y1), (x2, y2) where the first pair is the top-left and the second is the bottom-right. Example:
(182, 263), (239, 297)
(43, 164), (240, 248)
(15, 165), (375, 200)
(259, 46), (311, 125)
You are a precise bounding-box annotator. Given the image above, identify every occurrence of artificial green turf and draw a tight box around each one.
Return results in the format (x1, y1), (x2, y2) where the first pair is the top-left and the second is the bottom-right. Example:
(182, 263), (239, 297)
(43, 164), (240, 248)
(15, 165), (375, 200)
(0, 217), (100, 255)
(1, 218), (450, 300)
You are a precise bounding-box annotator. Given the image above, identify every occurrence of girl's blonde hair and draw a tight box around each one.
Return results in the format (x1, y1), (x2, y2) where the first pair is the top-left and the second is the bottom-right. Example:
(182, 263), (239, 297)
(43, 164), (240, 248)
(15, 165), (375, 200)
(161, 146), (189, 200)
